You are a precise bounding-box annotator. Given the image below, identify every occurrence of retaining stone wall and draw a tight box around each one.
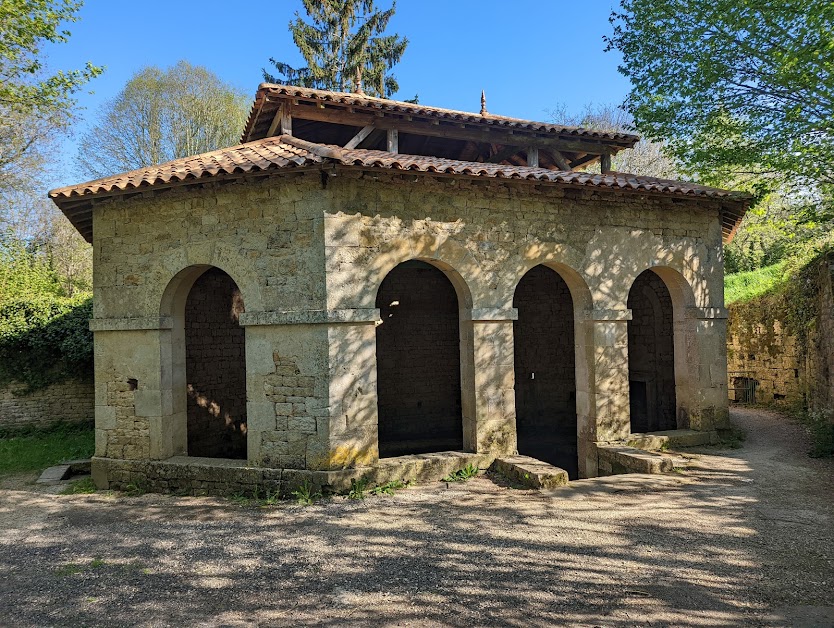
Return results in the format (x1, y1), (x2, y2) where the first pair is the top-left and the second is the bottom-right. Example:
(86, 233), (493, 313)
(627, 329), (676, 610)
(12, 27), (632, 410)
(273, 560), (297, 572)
(0, 377), (93, 430)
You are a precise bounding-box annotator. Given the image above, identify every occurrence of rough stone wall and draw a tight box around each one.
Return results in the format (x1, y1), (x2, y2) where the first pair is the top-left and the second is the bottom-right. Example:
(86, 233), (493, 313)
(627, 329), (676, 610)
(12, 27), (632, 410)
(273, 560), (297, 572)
(728, 252), (834, 411)
(512, 265), (577, 476)
(184, 268), (247, 459)
(0, 378), (93, 430)
(627, 270), (677, 432)
(375, 260), (463, 456)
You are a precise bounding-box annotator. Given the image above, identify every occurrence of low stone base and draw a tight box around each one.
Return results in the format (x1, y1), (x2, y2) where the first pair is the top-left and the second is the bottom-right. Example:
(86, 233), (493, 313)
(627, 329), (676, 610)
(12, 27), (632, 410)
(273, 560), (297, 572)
(491, 456), (569, 489)
(626, 429), (718, 451)
(596, 444), (674, 475)
(92, 451), (496, 497)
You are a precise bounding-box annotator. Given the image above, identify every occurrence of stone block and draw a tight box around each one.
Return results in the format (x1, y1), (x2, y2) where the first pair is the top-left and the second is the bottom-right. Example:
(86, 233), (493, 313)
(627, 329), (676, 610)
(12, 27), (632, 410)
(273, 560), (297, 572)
(491, 456), (569, 489)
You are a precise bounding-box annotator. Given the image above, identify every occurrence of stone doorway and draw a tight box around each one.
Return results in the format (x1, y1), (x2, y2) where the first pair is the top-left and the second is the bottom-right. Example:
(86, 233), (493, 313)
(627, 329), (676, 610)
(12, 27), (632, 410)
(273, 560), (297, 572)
(627, 269), (677, 433)
(184, 267), (247, 459)
(375, 260), (464, 457)
(513, 265), (578, 479)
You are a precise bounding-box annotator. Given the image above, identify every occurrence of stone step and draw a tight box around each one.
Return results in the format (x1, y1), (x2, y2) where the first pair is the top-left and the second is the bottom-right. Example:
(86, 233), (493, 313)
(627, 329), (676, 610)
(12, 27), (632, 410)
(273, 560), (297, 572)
(491, 456), (569, 489)
(626, 429), (717, 451)
(596, 444), (674, 475)
(37, 464), (72, 483)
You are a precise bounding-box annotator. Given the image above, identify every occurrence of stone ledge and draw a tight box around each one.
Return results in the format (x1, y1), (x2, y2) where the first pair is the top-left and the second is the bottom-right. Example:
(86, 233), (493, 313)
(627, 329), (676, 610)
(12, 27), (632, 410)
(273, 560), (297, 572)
(491, 456), (569, 489)
(626, 429), (718, 451)
(92, 451), (495, 497)
(596, 444), (674, 475)
(90, 317), (173, 331)
(238, 308), (380, 326)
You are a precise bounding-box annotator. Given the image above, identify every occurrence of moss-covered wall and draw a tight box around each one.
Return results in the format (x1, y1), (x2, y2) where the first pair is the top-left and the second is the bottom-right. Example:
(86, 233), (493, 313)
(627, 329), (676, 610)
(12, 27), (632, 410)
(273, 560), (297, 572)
(727, 252), (834, 411)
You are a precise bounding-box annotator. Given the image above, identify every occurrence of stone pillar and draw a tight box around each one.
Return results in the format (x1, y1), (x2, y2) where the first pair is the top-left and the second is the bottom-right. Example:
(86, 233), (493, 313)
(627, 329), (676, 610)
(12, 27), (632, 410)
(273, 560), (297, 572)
(324, 309), (381, 469)
(469, 307), (518, 456)
(589, 309), (633, 444)
(681, 307), (730, 431)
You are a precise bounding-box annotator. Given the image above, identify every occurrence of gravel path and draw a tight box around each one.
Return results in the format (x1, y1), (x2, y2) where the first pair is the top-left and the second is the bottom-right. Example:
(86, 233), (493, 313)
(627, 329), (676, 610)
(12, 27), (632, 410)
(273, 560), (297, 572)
(0, 407), (832, 627)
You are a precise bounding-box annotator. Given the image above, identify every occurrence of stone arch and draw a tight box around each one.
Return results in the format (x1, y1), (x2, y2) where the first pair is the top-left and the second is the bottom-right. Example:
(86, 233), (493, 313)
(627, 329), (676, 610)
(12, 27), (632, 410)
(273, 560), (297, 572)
(506, 244), (596, 477)
(374, 258), (472, 456)
(626, 267), (687, 433)
(358, 236), (478, 310)
(158, 264), (249, 460)
(512, 265), (579, 478)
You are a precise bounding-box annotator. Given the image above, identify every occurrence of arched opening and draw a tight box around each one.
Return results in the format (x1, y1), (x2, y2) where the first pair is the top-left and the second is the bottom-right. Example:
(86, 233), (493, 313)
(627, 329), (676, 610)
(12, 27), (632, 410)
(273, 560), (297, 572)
(627, 269), (677, 433)
(184, 267), (247, 458)
(513, 265), (578, 478)
(375, 260), (463, 457)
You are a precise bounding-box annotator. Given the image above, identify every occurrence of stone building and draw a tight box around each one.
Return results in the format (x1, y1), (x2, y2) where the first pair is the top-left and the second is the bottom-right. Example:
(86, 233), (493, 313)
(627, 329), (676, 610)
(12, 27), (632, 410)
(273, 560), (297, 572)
(50, 85), (749, 493)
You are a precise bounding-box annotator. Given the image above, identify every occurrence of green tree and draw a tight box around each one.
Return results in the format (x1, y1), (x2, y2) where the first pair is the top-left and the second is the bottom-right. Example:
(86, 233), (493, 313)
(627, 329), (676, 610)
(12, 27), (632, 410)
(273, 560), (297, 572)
(264, 0), (408, 98)
(0, 0), (101, 211)
(606, 1), (834, 192)
(75, 61), (250, 178)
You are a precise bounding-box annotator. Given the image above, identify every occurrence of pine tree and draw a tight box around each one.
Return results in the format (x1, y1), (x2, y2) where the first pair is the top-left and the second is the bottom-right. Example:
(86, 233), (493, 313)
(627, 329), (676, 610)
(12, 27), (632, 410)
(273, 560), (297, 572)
(263, 0), (408, 99)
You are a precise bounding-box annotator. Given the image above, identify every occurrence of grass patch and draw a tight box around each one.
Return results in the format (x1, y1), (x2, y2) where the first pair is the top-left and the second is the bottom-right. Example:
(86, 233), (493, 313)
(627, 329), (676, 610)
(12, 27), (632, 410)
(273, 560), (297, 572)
(60, 477), (97, 495)
(784, 406), (834, 458)
(0, 421), (93, 476)
(716, 425), (747, 449)
(724, 260), (788, 305)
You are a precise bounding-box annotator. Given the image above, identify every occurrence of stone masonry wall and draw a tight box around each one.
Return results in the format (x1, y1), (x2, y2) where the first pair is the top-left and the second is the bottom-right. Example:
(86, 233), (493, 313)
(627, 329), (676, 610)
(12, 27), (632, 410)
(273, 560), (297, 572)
(0, 377), (93, 431)
(728, 252), (834, 411)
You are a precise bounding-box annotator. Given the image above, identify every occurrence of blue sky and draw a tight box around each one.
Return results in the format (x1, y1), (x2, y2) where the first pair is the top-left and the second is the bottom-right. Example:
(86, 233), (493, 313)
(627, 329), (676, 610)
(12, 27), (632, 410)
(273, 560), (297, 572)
(47, 0), (632, 186)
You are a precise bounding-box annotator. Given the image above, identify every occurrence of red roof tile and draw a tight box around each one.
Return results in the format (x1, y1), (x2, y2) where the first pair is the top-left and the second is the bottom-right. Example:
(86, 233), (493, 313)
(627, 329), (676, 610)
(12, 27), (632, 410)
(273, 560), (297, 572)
(49, 135), (749, 243)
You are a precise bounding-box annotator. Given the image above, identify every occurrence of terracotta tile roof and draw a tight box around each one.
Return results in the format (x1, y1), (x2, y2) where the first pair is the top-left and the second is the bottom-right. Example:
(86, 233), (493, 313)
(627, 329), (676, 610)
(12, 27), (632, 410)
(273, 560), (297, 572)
(242, 83), (640, 146)
(49, 135), (749, 243)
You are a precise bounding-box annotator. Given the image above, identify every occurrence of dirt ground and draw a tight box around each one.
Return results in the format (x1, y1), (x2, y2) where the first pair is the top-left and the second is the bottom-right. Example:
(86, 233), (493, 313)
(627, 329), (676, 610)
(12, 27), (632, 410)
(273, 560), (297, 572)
(0, 407), (832, 627)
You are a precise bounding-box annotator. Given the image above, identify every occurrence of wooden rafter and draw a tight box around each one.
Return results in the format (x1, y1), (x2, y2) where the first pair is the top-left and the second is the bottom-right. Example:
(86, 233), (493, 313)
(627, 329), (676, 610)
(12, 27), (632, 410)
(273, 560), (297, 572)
(547, 149), (572, 171)
(487, 145), (521, 164)
(344, 125), (375, 149)
(267, 104), (292, 137)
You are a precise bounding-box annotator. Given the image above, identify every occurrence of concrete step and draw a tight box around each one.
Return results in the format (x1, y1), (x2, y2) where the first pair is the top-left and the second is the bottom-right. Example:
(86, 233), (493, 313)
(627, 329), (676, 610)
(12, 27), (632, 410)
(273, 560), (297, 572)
(596, 444), (674, 475)
(37, 464), (72, 483)
(626, 429), (717, 451)
(491, 456), (569, 489)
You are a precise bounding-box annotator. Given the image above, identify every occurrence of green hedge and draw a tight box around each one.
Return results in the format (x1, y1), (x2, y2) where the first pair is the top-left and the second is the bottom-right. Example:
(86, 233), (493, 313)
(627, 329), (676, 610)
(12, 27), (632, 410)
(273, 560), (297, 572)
(0, 295), (93, 393)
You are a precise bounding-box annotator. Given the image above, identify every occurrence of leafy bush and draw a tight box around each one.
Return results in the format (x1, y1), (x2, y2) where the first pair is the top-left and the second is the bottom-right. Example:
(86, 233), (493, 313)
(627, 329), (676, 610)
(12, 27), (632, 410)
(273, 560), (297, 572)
(0, 295), (93, 392)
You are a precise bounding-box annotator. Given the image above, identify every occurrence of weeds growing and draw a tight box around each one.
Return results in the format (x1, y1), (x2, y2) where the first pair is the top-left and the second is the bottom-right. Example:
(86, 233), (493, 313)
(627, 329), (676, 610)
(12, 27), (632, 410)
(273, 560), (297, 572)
(442, 463), (480, 482)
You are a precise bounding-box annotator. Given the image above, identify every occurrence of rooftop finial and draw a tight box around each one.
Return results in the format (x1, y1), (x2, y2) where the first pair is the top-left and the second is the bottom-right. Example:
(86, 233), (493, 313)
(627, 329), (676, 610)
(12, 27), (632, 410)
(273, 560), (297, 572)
(480, 90), (487, 116)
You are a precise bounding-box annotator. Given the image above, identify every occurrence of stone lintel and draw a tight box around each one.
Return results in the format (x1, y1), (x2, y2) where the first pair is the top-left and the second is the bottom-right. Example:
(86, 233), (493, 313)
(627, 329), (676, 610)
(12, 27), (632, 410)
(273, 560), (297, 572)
(464, 307), (519, 322)
(686, 306), (728, 320)
(238, 308), (381, 326)
(89, 317), (173, 332)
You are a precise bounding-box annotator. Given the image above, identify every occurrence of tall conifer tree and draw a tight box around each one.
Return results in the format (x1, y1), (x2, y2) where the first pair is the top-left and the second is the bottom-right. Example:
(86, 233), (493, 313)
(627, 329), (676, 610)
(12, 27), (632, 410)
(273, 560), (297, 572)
(264, 0), (407, 98)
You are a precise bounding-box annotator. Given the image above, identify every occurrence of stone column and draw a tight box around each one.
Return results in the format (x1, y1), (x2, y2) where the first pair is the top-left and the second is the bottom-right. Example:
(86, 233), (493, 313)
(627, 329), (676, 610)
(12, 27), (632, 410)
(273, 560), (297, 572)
(680, 307), (730, 431)
(469, 307), (518, 456)
(589, 308), (633, 445)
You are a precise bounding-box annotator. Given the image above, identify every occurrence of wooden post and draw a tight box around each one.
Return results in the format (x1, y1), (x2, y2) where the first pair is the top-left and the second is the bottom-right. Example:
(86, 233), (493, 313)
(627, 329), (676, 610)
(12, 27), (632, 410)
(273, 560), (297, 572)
(387, 129), (399, 153)
(600, 153), (612, 173)
(527, 146), (539, 168)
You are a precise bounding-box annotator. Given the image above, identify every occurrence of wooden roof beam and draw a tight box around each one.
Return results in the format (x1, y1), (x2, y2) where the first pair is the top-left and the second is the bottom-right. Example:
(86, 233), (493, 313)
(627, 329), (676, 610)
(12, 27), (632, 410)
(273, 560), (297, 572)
(267, 104), (292, 137)
(344, 125), (375, 149)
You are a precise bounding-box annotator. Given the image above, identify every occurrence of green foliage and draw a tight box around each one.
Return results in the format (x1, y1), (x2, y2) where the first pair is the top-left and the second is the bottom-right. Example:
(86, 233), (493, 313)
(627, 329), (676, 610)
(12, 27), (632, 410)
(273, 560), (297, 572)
(291, 480), (322, 505)
(805, 411), (834, 458)
(0, 421), (93, 476)
(76, 60), (250, 179)
(264, 0), (408, 98)
(442, 464), (479, 483)
(607, 1), (834, 192)
(369, 479), (410, 495)
(347, 476), (369, 499)
(0, 234), (93, 391)
(724, 261), (789, 305)
(60, 476), (96, 494)
(0, 0), (101, 110)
